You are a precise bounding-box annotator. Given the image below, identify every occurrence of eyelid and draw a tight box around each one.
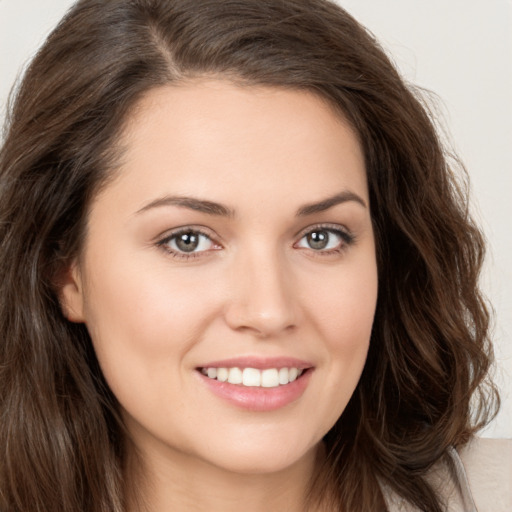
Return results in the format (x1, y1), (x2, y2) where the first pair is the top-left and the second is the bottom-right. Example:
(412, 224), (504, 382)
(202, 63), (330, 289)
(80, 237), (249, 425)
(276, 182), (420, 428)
(293, 223), (355, 251)
(155, 225), (223, 259)
(155, 225), (220, 243)
(294, 222), (353, 241)
(154, 222), (354, 260)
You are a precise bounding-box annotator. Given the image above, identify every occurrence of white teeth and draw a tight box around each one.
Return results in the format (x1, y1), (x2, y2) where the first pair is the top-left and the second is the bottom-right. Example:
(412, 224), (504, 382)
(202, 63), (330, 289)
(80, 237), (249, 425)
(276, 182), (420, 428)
(216, 367), (228, 382)
(261, 368), (279, 388)
(201, 366), (305, 387)
(227, 367), (243, 384)
(242, 368), (261, 387)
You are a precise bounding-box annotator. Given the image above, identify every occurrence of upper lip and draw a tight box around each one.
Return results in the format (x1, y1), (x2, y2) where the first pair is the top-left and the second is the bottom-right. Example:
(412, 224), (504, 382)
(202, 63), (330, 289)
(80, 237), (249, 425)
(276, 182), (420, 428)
(197, 356), (313, 370)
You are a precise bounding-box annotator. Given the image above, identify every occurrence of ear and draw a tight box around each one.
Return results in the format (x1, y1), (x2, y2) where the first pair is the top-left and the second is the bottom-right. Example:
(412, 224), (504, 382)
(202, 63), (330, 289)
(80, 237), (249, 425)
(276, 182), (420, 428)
(58, 261), (86, 323)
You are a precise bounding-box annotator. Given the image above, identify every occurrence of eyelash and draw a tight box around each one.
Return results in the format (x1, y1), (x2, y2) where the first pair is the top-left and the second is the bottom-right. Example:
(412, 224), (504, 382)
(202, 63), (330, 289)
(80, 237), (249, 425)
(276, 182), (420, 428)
(156, 224), (355, 261)
(156, 227), (218, 261)
(294, 224), (356, 256)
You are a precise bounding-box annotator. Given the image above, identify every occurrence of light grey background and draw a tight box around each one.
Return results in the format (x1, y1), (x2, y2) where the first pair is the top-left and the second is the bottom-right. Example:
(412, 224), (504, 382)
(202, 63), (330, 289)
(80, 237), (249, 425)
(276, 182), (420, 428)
(1, 0), (510, 438)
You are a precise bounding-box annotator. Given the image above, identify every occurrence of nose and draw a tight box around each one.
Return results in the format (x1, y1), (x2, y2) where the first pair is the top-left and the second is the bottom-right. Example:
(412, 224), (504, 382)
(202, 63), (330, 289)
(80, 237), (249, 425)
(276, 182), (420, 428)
(224, 247), (298, 338)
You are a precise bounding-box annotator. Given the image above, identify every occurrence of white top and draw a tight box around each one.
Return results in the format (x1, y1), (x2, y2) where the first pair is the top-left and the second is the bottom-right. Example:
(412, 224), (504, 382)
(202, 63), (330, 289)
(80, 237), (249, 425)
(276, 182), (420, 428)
(384, 438), (512, 511)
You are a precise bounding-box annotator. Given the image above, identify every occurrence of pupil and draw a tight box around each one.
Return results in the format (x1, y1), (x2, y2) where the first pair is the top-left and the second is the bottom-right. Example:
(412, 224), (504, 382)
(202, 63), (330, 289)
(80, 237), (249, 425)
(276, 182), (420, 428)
(176, 232), (199, 252)
(308, 230), (328, 250)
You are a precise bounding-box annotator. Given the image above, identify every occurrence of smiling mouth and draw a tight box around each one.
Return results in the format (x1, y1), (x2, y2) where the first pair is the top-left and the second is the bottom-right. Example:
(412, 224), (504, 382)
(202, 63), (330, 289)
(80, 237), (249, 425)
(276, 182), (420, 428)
(199, 367), (307, 388)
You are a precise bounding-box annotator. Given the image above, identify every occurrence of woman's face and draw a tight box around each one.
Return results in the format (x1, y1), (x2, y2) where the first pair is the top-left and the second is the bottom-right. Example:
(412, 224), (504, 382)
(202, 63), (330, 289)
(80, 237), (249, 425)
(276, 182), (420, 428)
(62, 80), (378, 475)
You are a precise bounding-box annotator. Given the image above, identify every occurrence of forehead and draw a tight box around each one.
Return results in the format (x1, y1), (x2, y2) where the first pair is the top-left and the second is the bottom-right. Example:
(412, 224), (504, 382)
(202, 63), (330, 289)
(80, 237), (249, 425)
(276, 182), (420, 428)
(97, 79), (367, 215)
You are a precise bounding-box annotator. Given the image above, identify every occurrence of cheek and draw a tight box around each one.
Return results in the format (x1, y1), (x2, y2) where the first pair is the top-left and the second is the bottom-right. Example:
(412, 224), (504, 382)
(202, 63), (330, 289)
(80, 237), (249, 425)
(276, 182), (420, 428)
(81, 253), (222, 388)
(316, 282), (375, 381)
(306, 255), (377, 351)
(80, 258), (227, 445)
(87, 248), (215, 327)
(302, 256), (377, 421)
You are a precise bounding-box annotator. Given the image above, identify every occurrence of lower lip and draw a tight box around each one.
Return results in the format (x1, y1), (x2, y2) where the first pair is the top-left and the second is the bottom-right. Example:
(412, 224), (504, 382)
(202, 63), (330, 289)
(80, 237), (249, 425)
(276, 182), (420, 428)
(198, 369), (313, 412)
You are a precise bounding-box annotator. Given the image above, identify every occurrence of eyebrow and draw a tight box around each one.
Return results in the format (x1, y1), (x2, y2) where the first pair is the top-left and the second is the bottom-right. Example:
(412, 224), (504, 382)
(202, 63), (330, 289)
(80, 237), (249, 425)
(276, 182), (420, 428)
(136, 195), (234, 217)
(136, 190), (367, 217)
(296, 191), (367, 216)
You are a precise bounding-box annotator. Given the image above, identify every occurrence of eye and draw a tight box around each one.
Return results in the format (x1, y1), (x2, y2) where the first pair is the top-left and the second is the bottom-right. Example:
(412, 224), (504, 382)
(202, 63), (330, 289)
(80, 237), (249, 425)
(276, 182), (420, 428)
(295, 226), (353, 252)
(158, 229), (219, 256)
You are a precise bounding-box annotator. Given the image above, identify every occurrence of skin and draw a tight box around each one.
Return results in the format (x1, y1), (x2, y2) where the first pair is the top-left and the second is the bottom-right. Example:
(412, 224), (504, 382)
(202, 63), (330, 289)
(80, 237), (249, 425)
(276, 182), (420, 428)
(61, 80), (378, 512)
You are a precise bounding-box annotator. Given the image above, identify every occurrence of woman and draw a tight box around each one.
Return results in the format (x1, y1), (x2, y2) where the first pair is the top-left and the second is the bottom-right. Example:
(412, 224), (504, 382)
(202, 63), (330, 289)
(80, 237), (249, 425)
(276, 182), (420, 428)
(0, 0), (507, 511)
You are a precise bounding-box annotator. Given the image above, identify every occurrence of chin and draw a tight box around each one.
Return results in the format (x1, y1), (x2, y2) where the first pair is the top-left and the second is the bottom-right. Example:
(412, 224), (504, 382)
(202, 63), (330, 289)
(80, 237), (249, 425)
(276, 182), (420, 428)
(197, 435), (320, 476)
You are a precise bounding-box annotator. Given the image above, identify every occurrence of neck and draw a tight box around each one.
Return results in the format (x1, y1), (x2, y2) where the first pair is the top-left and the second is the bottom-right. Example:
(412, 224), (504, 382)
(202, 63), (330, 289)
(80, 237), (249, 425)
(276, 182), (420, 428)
(125, 441), (324, 512)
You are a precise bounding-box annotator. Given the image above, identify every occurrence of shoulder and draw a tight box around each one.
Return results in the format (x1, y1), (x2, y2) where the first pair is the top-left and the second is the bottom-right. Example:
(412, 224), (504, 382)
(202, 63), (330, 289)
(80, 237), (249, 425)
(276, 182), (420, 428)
(382, 438), (512, 512)
(456, 437), (512, 512)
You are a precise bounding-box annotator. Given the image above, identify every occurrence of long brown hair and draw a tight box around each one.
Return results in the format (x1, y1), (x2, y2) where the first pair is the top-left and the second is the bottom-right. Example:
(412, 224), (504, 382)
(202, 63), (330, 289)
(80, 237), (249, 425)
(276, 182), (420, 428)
(0, 1), (498, 511)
